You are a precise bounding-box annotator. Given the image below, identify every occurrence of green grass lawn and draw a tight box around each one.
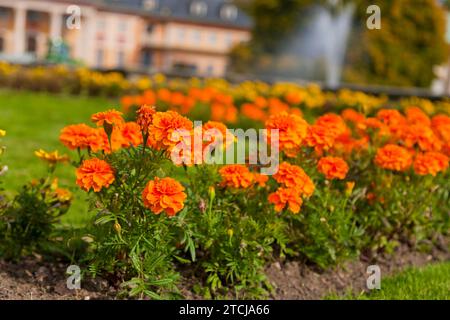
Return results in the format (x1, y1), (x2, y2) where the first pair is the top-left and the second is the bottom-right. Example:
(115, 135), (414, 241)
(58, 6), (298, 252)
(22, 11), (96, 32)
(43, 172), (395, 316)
(0, 89), (115, 226)
(329, 262), (450, 300)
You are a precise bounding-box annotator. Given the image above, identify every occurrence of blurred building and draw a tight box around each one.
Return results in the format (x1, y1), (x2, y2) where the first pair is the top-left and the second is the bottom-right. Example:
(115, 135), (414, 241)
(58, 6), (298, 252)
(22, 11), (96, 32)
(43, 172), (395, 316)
(0, 0), (251, 76)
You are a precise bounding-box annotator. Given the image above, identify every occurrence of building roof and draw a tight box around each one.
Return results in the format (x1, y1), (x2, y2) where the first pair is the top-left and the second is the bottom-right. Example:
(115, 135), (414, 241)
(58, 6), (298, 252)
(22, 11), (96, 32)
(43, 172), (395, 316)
(98, 0), (252, 29)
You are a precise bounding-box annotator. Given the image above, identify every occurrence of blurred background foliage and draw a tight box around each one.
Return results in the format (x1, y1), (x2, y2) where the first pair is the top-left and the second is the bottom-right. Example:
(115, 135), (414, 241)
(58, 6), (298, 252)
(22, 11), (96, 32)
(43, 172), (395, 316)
(232, 0), (448, 87)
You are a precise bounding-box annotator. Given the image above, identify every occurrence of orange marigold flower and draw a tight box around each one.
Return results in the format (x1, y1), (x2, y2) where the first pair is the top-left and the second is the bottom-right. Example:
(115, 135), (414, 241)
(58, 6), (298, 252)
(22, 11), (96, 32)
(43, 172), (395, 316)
(268, 99), (290, 115)
(242, 103), (266, 122)
(341, 108), (366, 124)
(149, 110), (193, 150)
(211, 103), (226, 122)
(315, 113), (348, 138)
(252, 96), (266, 108)
(202, 121), (235, 148)
(413, 152), (449, 176)
(333, 133), (369, 155)
(113, 122), (143, 148)
(91, 109), (124, 127)
(364, 117), (384, 130)
(157, 88), (172, 102)
(60, 124), (97, 150)
(305, 124), (335, 154)
(401, 125), (442, 152)
(225, 105), (238, 123)
(285, 91), (303, 105)
(431, 114), (450, 143)
(406, 107), (431, 126)
(374, 144), (412, 172)
(90, 128), (110, 152)
(219, 164), (254, 189)
(142, 177), (187, 216)
(265, 112), (309, 157)
(253, 173), (269, 187)
(364, 117), (390, 137)
(268, 187), (303, 214)
(443, 141), (450, 157)
(136, 105), (156, 132)
(213, 92), (234, 105)
(377, 109), (407, 127)
(273, 162), (314, 196)
(142, 90), (156, 105)
(76, 158), (115, 192)
(120, 95), (134, 112)
(317, 156), (349, 180)
(376, 109), (407, 136)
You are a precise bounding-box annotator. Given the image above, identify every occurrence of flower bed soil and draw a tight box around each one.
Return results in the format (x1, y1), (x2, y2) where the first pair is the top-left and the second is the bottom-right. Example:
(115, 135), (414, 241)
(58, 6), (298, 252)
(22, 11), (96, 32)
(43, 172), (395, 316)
(1, 240), (448, 300)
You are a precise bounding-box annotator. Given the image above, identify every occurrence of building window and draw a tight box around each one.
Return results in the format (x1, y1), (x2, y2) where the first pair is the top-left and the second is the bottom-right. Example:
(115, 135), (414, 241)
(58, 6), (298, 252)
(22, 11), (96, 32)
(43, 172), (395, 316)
(97, 49), (104, 67)
(146, 24), (154, 33)
(172, 62), (197, 75)
(220, 4), (238, 21)
(28, 11), (42, 23)
(142, 51), (152, 67)
(0, 8), (10, 20)
(26, 35), (37, 53)
(143, 0), (158, 11)
(190, 1), (207, 17)
(117, 51), (125, 67)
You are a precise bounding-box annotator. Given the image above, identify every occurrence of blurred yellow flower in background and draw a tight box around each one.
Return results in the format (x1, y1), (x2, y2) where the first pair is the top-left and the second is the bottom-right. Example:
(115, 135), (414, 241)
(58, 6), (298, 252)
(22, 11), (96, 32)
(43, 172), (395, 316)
(34, 149), (69, 164)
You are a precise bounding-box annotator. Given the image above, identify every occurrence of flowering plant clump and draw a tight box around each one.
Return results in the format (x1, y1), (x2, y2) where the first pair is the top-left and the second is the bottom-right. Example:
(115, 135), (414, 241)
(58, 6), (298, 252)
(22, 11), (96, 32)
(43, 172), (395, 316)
(60, 107), (195, 299)
(2, 67), (450, 299)
(52, 95), (449, 298)
(0, 148), (72, 259)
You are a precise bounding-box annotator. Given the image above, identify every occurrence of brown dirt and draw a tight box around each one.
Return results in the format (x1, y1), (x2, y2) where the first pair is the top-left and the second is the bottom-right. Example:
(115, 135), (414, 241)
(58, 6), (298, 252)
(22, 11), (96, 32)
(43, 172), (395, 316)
(265, 242), (450, 299)
(0, 254), (115, 300)
(0, 242), (448, 300)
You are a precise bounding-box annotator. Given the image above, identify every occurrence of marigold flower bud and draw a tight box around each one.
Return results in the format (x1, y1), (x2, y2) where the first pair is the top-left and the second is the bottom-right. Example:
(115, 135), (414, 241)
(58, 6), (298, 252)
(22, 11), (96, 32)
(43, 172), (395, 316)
(114, 222), (122, 234)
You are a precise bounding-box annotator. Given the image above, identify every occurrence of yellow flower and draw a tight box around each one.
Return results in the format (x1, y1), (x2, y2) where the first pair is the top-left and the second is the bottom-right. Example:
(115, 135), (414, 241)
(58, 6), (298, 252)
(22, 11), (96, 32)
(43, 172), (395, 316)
(345, 181), (355, 196)
(35, 149), (69, 164)
(51, 177), (59, 190)
(54, 188), (73, 202)
(114, 222), (122, 234)
(208, 186), (216, 200)
(0, 129), (5, 137)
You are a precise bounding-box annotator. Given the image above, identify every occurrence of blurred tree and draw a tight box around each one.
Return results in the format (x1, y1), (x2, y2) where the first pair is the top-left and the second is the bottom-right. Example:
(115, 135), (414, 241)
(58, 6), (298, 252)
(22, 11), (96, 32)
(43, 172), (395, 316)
(345, 0), (448, 87)
(230, 0), (317, 74)
(236, 0), (312, 54)
(232, 0), (448, 88)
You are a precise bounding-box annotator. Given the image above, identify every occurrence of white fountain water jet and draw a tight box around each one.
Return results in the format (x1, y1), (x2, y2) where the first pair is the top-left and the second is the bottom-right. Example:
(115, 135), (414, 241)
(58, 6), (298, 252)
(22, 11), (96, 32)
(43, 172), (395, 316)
(301, 0), (355, 87)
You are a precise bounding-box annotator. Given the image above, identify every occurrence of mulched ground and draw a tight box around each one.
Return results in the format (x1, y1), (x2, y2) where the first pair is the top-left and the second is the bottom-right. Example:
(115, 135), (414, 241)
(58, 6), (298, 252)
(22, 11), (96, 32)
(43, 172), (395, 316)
(1, 241), (449, 300)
